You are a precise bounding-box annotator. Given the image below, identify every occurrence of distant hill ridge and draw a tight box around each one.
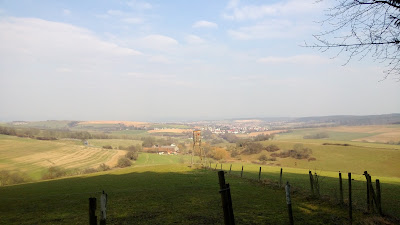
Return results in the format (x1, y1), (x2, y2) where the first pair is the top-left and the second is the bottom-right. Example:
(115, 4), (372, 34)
(291, 113), (400, 126)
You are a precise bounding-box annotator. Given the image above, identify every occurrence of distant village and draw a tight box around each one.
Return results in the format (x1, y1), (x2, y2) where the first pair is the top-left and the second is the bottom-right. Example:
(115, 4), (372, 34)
(201, 125), (269, 134)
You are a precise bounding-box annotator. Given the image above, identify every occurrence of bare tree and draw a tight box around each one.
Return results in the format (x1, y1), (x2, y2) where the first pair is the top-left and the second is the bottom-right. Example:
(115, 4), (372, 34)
(308, 0), (400, 81)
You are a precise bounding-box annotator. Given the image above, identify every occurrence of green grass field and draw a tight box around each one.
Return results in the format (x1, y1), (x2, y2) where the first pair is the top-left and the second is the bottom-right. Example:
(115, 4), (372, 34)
(0, 153), (399, 224)
(111, 129), (149, 138)
(87, 139), (143, 149)
(234, 139), (400, 178)
(0, 162), (368, 225)
(216, 162), (400, 217)
(1, 123), (400, 224)
(275, 125), (400, 143)
(275, 129), (378, 141)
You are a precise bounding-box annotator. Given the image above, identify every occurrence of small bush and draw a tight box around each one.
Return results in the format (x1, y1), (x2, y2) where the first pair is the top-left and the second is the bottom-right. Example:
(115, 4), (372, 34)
(265, 144), (280, 152)
(82, 168), (98, 174)
(126, 151), (139, 160)
(230, 149), (240, 157)
(98, 163), (111, 171)
(0, 170), (31, 186)
(243, 142), (263, 154)
(253, 134), (271, 141)
(308, 157), (317, 161)
(42, 166), (67, 180)
(271, 148), (312, 160)
(259, 154), (268, 161)
(117, 157), (132, 168)
(304, 132), (329, 139)
(210, 147), (229, 160)
(103, 145), (113, 149)
(119, 145), (128, 150)
(211, 138), (224, 145)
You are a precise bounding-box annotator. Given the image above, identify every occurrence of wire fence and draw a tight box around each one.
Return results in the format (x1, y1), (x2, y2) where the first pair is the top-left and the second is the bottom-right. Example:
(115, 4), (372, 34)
(207, 162), (400, 218)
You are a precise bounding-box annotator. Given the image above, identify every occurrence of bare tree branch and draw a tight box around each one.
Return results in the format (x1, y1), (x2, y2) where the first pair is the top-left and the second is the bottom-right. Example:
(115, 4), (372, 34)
(306, 0), (400, 81)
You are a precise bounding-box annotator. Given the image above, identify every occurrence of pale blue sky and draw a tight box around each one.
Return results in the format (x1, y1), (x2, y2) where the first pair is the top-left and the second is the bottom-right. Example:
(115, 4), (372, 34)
(0, 0), (399, 122)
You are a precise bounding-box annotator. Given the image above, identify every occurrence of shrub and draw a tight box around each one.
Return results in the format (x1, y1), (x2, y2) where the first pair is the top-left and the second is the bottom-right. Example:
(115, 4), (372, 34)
(127, 145), (140, 152)
(220, 133), (238, 143)
(274, 149), (312, 159)
(82, 168), (98, 174)
(253, 134), (271, 141)
(308, 157), (317, 161)
(210, 147), (229, 160)
(304, 132), (329, 139)
(117, 157), (132, 168)
(141, 137), (156, 147)
(102, 145), (113, 149)
(236, 139), (252, 148)
(42, 166), (67, 180)
(230, 149), (240, 157)
(259, 154), (268, 161)
(97, 163), (110, 171)
(0, 170), (31, 186)
(211, 138), (224, 145)
(126, 151), (139, 160)
(119, 145), (128, 150)
(265, 144), (280, 152)
(243, 142), (263, 154)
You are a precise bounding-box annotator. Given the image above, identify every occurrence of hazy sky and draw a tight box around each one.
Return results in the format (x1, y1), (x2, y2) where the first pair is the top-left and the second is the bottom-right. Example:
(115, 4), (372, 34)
(0, 0), (399, 122)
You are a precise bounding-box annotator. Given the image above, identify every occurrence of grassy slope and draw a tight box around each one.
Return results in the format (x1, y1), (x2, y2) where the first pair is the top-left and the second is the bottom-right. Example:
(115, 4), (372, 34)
(236, 139), (400, 178)
(219, 162), (400, 217)
(88, 139), (143, 149)
(276, 125), (400, 142)
(0, 162), (365, 225)
(0, 135), (121, 179)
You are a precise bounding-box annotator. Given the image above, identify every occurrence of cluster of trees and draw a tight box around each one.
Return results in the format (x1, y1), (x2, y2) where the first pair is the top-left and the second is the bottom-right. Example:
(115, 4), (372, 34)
(0, 125), (110, 140)
(253, 133), (274, 141)
(206, 147), (229, 160)
(258, 154), (276, 162)
(42, 163), (112, 180)
(0, 170), (31, 186)
(304, 132), (329, 139)
(220, 133), (239, 143)
(141, 136), (175, 147)
(270, 144), (313, 160)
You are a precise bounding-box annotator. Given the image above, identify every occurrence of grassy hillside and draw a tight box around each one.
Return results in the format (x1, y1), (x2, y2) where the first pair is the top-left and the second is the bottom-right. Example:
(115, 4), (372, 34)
(0, 163), (373, 225)
(0, 135), (124, 179)
(253, 140), (400, 178)
(218, 162), (400, 217)
(87, 139), (142, 149)
(276, 125), (400, 143)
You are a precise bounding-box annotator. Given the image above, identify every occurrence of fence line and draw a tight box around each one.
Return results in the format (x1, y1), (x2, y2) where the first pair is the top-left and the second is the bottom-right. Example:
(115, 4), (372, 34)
(207, 163), (394, 220)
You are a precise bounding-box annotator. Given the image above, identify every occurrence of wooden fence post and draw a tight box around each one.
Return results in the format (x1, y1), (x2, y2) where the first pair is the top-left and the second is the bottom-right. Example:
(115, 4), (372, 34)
(218, 171), (235, 225)
(309, 170), (314, 196)
(364, 171), (371, 212)
(376, 179), (383, 216)
(229, 164), (232, 174)
(367, 175), (377, 213)
(258, 167), (262, 182)
(348, 173), (352, 224)
(221, 164), (223, 170)
(210, 162), (211, 169)
(279, 168), (283, 188)
(215, 164), (217, 170)
(339, 172), (344, 205)
(89, 197), (97, 225)
(241, 166), (243, 178)
(100, 191), (107, 225)
(285, 182), (294, 225)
